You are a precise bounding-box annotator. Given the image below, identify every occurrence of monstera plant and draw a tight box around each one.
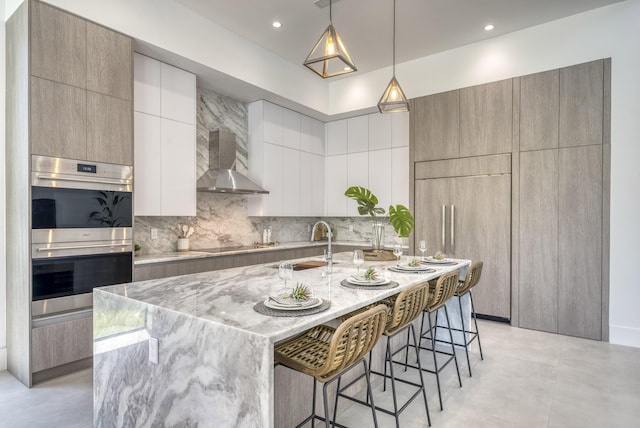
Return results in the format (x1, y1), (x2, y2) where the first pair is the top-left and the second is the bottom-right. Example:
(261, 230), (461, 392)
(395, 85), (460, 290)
(345, 186), (414, 250)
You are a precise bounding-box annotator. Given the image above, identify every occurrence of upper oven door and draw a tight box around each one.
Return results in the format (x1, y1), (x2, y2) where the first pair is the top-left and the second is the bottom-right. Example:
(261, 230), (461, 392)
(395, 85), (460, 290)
(31, 155), (133, 229)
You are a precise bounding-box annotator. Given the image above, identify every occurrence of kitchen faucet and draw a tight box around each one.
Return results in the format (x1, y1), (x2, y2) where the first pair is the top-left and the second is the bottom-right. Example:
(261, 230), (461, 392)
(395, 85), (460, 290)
(311, 220), (332, 269)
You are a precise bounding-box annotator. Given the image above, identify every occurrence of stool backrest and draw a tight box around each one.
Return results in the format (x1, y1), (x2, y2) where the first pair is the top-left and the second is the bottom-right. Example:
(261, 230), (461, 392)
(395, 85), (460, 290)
(426, 270), (460, 312)
(323, 304), (387, 380)
(386, 281), (430, 335)
(458, 261), (483, 295)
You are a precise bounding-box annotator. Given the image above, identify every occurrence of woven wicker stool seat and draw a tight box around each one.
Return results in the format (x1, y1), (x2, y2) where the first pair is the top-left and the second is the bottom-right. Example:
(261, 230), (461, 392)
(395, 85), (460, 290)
(454, 261), (484, 376)
(275, 305), (387, 428)
(416, 269), (463, 411)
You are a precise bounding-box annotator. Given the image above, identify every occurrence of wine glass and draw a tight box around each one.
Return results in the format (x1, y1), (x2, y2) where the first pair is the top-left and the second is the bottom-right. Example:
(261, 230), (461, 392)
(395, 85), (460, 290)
(352, 250), (364, 274)
(419, 240), (427, 260)
(278, 261), (293, 289)
(393, 244), (403, 261)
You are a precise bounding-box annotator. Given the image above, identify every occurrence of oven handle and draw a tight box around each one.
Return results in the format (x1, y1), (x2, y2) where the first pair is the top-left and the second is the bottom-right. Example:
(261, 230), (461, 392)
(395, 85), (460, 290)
(36, 174), (132, 186)
(37, 243), (131, 252)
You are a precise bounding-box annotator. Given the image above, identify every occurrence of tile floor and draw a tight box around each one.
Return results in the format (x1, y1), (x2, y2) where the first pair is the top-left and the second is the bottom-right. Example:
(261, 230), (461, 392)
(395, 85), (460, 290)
(1, 320), (639, 427)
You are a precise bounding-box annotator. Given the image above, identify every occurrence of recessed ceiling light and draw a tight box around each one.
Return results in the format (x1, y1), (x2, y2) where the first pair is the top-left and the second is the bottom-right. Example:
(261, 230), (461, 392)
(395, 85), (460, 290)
(272, 21), (282, 28)
(484, 24), (495, 31)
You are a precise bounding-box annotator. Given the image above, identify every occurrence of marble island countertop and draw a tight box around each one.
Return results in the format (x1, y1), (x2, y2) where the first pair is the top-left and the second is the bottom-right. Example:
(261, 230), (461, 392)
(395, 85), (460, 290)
(94, 252), (470, 427)
(133, 240), (370, 265)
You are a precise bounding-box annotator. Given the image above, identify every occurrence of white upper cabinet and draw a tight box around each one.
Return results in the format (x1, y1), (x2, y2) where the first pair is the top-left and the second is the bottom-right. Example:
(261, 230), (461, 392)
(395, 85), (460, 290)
(133, 53), (196, 216)
(347, 115), (369, 153)
(369, 113), (392, 150)
(391, 112), (409, 147)
(160, 63), (196, 125)
(368, 149), (392, 210)
(326, 154), (348, 216)
(327, 119), (347, 155)
(391, 146), (409, 207)
(346, 152), (369, 216)
(248, 100), (326, 216)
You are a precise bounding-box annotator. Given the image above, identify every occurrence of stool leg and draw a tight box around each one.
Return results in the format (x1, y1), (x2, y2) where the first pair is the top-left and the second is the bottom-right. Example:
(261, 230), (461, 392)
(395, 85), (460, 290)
(385, 336), (401, 428)
(428, 311), (444, 411)
(404, 327), (410, 372)
(332, 376), (342, 427)
(469, 291), (484, 360)
(410, 323), (431, 427)
(322, 382), (331, 428)
(443, 305), (462, 388)
(363, 359), (380, 428)
(458, 294), (472, 377)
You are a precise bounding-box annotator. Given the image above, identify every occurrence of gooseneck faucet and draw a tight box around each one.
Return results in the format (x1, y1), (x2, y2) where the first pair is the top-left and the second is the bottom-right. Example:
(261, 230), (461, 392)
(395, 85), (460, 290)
(311, 220), (332, 269)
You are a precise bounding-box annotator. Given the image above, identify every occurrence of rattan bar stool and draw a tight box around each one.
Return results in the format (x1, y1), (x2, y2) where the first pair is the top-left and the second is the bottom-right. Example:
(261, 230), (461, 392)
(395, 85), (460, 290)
(338, 282), (432, 428)
(274, 305), (388, 428)
(417, 269), (463, 411)
(454, 261), (484, 376)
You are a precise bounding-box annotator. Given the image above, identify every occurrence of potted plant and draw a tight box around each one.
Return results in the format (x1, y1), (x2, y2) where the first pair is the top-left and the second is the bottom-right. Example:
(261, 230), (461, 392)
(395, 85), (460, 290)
(134, 244), (141, 257)
(345, 186), (414, 259)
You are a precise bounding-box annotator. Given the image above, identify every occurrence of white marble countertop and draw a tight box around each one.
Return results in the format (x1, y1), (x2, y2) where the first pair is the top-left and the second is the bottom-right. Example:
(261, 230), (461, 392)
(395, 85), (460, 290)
(102, 252), (470, 343)
(133, 240), (370, 265)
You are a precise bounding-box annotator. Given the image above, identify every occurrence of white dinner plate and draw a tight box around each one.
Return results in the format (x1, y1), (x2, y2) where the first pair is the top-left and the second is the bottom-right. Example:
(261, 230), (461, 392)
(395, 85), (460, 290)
(424, 257), (454, 264)
(346, 276), (391, 286)
(264, 297), (322, 311)
(395, 263), (432, 271)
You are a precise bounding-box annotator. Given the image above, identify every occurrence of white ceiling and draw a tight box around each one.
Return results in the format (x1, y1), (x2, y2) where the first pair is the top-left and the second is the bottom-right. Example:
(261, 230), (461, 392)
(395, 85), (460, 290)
(173, 0), (623, 76)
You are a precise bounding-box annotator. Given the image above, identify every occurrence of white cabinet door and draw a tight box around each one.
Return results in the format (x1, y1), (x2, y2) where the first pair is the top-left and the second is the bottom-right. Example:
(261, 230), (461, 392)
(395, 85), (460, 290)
(301, 115), (324, 155)
(261, 143), (284, 216)
(282, 147), (301, 216)
(347, 115), (369, 153)
(312, 119), (325, 155)
(311, 153), (326, 216)
(263, 102), (283, 145)
(391, 146), (410, 206)
(283, 109), (301, 150)
(133, 54), (160, 115)
(368, 149), (392, 211)
(133, 112), (161, 215)
(327, 119), (347, 155)
(160, 118), (196, 216)
(369, 113), (392, 150)
(326, 154), (348, 216)
(300, 151), (313, 217)
(160, 63), (196, 125)
(391, 112), (409, 147)
(346, 152), (369, 216)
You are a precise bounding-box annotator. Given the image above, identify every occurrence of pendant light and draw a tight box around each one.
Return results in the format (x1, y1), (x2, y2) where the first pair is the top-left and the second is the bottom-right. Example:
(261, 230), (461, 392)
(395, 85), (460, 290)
(378, 0), (409, 113)
(303, 0), (357, 78)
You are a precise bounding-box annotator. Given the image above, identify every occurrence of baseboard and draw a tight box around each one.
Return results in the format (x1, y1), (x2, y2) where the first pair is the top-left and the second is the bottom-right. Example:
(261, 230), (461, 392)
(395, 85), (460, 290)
(0, 347), (6, 371)
(609, 325), (640, 348)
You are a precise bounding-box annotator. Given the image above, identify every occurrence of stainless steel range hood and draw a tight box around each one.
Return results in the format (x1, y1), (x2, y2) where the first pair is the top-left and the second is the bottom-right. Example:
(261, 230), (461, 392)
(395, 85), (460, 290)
(197, 130), (269, 194)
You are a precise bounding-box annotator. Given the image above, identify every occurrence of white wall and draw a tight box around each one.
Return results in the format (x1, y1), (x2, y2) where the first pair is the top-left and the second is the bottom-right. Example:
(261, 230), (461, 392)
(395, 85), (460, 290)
(1, 0), (7, 370)
(329, 0), (640, 347)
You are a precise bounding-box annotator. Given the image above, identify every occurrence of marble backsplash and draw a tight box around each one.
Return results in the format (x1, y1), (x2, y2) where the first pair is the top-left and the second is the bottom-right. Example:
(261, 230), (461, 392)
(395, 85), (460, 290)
(134, 87), (401, 254)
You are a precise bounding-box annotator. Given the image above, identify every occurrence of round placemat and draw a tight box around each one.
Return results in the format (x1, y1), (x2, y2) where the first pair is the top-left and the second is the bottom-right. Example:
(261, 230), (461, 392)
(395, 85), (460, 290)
(387, 267), (436, 274)
(253, 299), (331, 317)
(340, 279), (400, 290)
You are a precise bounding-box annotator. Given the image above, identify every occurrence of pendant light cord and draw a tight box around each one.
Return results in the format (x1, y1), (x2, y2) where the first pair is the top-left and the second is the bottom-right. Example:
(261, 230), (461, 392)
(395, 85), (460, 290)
(392, 0), (396, 77)
(330, 0), (333, 23)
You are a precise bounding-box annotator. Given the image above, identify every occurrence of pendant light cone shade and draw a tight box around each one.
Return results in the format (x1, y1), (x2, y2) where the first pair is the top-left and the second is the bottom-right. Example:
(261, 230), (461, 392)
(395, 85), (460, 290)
(378, 0), (409, 113)
(303, 1), (357, 78)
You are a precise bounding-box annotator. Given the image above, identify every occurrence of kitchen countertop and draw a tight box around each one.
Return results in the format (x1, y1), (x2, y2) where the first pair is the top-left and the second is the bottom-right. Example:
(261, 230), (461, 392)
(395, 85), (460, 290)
(134, 240), (370, 265)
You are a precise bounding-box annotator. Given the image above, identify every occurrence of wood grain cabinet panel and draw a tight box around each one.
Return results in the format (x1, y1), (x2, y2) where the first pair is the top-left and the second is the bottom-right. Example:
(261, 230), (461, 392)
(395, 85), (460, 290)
(459, 79), (512, 157)
(32, 316), (92, 373)
(30, 0), (86, 88)
(518, 150), (559, 333)
(30, 77), (86, 160)
(558, 145), (602, 340)
(86, 21), (132, 101)
(411, 90), (459, 161)
(520, 70), (559, 151)
(87, 92), (133, 165)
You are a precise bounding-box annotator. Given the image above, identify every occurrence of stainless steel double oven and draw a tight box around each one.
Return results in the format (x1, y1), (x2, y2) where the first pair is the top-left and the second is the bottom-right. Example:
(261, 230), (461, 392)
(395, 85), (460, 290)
(31, 155), (133, 318)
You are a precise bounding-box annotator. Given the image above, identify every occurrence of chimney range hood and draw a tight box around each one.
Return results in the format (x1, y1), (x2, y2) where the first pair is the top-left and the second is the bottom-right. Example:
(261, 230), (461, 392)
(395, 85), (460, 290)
(196, 130), (269, 194)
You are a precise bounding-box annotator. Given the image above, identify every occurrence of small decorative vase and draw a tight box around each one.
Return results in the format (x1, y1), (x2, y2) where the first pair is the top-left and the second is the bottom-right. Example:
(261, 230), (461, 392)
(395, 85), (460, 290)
(177, 238), (189, 252)
(371, 222), (385, 250)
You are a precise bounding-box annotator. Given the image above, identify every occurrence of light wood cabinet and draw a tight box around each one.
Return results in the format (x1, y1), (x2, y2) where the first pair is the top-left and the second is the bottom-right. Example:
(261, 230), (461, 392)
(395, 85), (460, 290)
(411, 90), (459, 161)
(86, 21), (132, 101)
(30, 0), (86, 88)
(459, 79), (512, 157)
(30, 77), (86, 159)
(520, 69), (559, 151)
(32, 314), (92, 374)
(87, 92), (133, 165)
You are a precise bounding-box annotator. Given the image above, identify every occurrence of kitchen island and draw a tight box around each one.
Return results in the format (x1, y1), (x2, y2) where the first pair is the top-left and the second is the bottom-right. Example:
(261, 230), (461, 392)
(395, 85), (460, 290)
(93, 252), (469, 427)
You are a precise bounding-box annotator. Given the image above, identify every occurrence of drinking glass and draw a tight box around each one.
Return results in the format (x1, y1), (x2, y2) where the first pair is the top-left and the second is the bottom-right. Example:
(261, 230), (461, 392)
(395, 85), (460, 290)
(278, 261), (293, 289)
(352, 250), (364, 274)
(419, 240), (427, 259)
(393, 244), (403, 261)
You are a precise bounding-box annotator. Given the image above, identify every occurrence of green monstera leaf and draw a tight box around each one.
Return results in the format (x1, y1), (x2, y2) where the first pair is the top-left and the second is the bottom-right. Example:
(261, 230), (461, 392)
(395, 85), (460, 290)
(344, 186), (386, 218)
(389, 204), (415, 237)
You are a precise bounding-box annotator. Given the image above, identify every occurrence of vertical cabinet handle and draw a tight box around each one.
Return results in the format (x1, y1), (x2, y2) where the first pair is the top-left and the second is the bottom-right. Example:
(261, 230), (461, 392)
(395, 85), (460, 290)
(441, 205), (446, 252)
(450, 205), (455, 253)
